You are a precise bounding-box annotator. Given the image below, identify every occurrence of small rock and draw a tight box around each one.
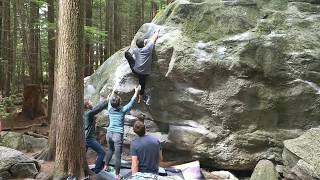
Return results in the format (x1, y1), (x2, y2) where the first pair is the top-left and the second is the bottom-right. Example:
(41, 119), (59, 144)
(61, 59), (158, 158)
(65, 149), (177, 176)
(250, 160), (278, 180)
(275, 165), (285, 176)
(211, 170), (239, 180)
(0, 171), (11, 179)
(0, 132), (47, 151)
(283, 128), (320, 179)
(36, 172), (52, 180)
(10, 162), (39, 178)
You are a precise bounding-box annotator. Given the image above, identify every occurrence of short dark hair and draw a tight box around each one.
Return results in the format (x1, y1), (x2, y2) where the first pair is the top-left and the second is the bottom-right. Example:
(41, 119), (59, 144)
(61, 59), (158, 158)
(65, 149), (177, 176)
(133, 120), (146, 137)
(136, 38), (145, 48)
(110, 95), (121, 109)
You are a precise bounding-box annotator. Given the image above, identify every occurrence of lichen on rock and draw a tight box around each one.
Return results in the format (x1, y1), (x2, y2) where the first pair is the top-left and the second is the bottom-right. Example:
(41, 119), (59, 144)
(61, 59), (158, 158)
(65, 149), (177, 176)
(85, 0), (320, 170)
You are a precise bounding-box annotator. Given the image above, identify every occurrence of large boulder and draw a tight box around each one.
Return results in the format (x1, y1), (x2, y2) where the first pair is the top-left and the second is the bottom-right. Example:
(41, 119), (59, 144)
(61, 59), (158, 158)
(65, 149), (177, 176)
(85, 0), (320, 170)
(250, 160), (278, 180)
(0, 146), (39, 178)
(282, 128), (320, 180)
(0, 131), (48, 151)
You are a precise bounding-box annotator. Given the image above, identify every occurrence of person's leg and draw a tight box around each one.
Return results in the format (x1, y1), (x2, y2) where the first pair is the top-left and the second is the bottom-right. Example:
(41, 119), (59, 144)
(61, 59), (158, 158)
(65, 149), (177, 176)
(125, 50), (135, 72)
(112, 133), (124, 177)
(104, 132), (115, 167)
(86, 138), (106, 173)
(138, 74), (148, 102)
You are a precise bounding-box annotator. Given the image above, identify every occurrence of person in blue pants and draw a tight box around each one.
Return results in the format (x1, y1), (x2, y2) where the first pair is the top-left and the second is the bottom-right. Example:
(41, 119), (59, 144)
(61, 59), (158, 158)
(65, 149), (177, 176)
(84, 99), (108, 174)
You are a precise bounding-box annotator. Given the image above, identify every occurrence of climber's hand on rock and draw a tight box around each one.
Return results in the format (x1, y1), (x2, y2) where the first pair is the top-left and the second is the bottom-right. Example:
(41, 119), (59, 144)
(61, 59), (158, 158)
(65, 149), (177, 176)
(135, 85), (141, 92)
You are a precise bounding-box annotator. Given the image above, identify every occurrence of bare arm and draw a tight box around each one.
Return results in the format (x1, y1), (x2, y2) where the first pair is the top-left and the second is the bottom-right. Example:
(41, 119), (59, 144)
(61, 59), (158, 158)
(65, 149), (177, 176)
(160, 150), (163, 162)
(131, 156), (139, 175)
(122, 85), (141, 113)
(151, 29), (160, 44)
(107, 88), (116, 99)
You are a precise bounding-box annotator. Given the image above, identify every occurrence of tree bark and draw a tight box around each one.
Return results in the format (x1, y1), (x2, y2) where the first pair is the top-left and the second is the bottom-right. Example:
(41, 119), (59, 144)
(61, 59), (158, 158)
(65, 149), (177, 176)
(12, 0), (17, 93)
(99, 0), (104, 66)
(29, 1), (40, 84)
(54, 0), (88, 178)
(0, 0), (2, 96)
(47, 0), (55, 121)
(104, 0), (111, 59)
(84, 0), (93, 76)
(109, 0), (115, 55)
(22, 84), (43, 119)
(2, 0), (11, 97)
(141, 0), (144, 25)
(151, 0), (158, 19)
(114, 0), (121, 51)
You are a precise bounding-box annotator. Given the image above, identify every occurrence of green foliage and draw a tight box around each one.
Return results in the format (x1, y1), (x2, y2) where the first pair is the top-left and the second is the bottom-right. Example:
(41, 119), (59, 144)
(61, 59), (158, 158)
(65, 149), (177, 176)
(31, 0), (47, 6)
(85, 26), (108, 44)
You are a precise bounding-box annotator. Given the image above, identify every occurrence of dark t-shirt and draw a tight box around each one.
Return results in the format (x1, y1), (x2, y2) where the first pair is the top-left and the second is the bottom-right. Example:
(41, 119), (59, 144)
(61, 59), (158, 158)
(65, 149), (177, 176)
(130, 135), (161, 174)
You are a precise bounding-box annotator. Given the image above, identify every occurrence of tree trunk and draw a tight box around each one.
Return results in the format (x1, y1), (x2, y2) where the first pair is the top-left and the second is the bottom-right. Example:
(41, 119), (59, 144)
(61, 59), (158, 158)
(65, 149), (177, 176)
(22, 84), (43, 119)
(2, 0), (11, 97)
(47, 0), (55, 121)
(29, 1), (40, 84)
(135, 0), (141, 32)
(110, 0), (115, 55)
(141, 0), (144, 25)
(151, 0), (158, 19)
(12, 0), (17, 93)
(18, 1), (30, 87)
(54, 0), (88, 178)
(104, 0), (111, 59)
(84, 0), (93, 76)
(0, 0), (2, 96)
(99, 0), (104, 66)
(114, 0), (121, 51)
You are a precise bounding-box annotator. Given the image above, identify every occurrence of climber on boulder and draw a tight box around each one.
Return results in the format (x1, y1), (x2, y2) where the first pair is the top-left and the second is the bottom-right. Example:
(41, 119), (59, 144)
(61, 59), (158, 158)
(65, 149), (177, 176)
(125, 29), (160, 106)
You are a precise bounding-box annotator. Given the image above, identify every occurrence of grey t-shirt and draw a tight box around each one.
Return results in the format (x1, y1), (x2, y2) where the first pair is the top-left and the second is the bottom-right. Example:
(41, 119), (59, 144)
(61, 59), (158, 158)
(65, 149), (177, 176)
(133, 41), (155, 75)
(130, 135), (161, 174)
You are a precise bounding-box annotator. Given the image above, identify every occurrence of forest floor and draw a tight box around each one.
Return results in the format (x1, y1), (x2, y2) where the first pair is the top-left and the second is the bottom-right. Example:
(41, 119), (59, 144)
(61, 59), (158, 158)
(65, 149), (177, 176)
(1, 115), (223, 179)
(1, 115), (139, 178)
(1, 114), (49, 136)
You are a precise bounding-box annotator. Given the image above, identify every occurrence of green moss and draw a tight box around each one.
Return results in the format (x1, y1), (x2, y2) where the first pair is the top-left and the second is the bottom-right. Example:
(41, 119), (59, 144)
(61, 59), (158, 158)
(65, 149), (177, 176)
(256, 0), (288, 11)
(256, 12), (289, 34)
(182, 5), (259, 42)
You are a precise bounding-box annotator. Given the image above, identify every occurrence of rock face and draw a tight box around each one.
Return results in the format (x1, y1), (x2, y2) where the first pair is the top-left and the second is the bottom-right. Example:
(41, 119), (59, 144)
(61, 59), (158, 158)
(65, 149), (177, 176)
(0, 131), (48, 151)
(282, 128), (320, 180)
(0, 146), (39, 179)
(85, 0), (320, 170)
(250, 160), (278, 180)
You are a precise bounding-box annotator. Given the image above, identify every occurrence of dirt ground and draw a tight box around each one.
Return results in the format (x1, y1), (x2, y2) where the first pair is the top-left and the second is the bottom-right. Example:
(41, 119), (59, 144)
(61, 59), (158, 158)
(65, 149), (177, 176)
(1, 114), (49, 136)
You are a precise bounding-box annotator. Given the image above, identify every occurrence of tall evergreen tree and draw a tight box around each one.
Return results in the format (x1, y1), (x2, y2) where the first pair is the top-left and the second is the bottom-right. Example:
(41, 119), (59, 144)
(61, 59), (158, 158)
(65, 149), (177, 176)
(47, 0), (55, 120)
(29, 1), (41, 84)
(84, 0), (93, 76)
(2, 0), (12, 96)
(54, 0), (88, 178)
